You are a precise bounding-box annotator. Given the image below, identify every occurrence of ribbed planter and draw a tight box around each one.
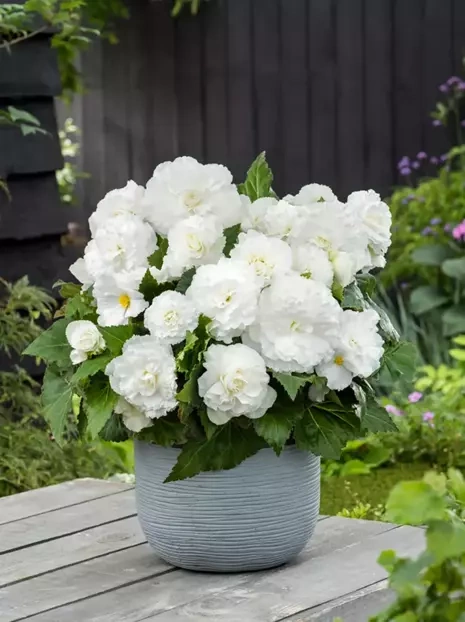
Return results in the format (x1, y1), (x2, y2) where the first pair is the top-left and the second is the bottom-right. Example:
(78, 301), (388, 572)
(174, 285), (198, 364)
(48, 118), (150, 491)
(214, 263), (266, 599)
(134, 441), (320, 572)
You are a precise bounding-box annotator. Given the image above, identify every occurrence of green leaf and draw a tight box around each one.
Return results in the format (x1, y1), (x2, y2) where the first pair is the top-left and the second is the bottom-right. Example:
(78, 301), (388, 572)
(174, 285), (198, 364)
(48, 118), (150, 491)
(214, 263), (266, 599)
(272, 372), (311, 400)
(176, 267), (196, 294)
(148, 235), (169, 270)
(176, 331), (199, 373)
(340, 459), (372, 476)
(165, 422), (266, 482)
(139, 269), (172, 302)
(410, 285), (449, 315)
(71, 353), (113, 383)
(356, 273), (377, 297)
(411, 244), (455, 266)
(65, 294), (94, 320)
(294, 404), (361, 460)
(450, 348), (465, 361)
(54, 281), (82, 299)
(85, 373), (118, 438)
(452, 335), (465, 346)
(99, 413), (129, 442)
(237, 152), (274, 201)
(362, 396), (398, 433)
(342, 282), (364, 311)
(23, 319), (71, 367)
(98, 325), (134, 355)
(7, 105), (41, 126)
(41, 367), (73, 442)
(199, 409), (217, 440)
(253, 401), (304, 455)
(442, 305), (465, 336)
(223, 224), (241, 257)
(138, 415), (186, 447)
(176, 364), (203, 407)
(442, 257), (465, 280)
(385, 481), (447, 525)
(380, 341), (418, 386)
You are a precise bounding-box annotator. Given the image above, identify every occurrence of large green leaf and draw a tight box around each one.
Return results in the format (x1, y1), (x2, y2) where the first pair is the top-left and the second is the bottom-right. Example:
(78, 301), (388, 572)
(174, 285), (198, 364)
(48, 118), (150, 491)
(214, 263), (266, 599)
(98, 325), (134, 355)
(175, 267), (196, 294)
(99, 413), (129, 442)
(410, 285), (449, 316)
(223, 224), (241, 257)
(426, 520), (465, 563)
(176, 363), (203, 407)
(148, 235), (169, 270)
(138, 415), (186, 447)
(385, 481), (447, 525)
(442, 305), (465, 336)
(342, 282), (364, 311)
(356, 273), (377, 297)
(442, 257), (465, 280)
(24, 319), (71, 367)
(237, 152), (274, 201)
(380, 341), (418, 385)
(272, 372), (311, 401)
(71, 352), (114, 383)
(412, 244), (455, 266)
(253, 401), (303, 455)
(294, 403), (361, 460)
(41, 366), (73, 442)
(85, 373), (118, 438)
(165, 422), (266, 482)
(139, 269), (172, 301)
(362, 396), (397, 433)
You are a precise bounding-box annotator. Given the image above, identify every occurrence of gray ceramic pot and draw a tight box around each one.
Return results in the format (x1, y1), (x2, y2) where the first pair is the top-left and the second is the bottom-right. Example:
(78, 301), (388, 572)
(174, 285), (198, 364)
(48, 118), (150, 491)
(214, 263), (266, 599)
(134, 441), (320, 572)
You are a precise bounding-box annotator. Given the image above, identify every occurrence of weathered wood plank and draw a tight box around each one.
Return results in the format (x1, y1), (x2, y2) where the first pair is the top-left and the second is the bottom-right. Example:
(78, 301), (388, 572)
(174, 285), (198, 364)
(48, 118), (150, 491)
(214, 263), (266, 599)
(0, 544), (172, 622)
(22, 516), (391, 622)
(0, 490), (136, 554)
(0, 36), (61, 98)
(0, 99), (63, 177)
(0, 515), (144, 587)
(0, 173), (67, 241)
(453, 0), (465, 71)
(152, 525), (424, 621)
(0, 478), (132, 526)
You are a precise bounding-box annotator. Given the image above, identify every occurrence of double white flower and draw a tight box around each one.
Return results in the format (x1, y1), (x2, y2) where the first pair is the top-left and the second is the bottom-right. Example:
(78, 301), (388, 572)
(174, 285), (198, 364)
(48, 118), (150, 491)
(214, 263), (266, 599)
(66, 320), (106, 364)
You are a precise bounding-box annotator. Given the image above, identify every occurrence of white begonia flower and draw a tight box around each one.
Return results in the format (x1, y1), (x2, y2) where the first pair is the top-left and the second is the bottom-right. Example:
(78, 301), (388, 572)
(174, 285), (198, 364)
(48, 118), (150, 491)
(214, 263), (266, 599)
(143, 156), (243, 234)
(187, 258), (261, 343)
(153, 215), (225, 281)
(144, 290), (199, 345)
(229, 230), (293, 286)
(292, 243), (334, 288)
(65, 320), (105, 365)
(347, 190), (392, 269)
(115, 398), (152, 433)
(316, 309), (384, 390)
(284, 183), (337, 205)
(244, 273), (341, 373)
(92, 215), (158, 275)
(93, 269), (148, 327)
(261, 199), (305, 241)
(106, 336), (177, 418)
(241, 196), (279, 232)
(89, 181), (145, 236)
(198, 343), (277, 425)
(69, 257), (93, 291)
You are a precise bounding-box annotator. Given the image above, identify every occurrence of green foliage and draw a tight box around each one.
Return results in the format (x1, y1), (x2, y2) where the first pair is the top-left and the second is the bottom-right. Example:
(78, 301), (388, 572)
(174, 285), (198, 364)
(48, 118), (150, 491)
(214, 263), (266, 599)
(237, 151), (275, 201)
(171, 0), (210, 16)
(41, 366), (73, 441)
(84, 373), (118, 437)
(0, 106), (46, 136)
(23, 318), (72, 367)
(253, 400), (303, 455)
(56, 118), (89, 204)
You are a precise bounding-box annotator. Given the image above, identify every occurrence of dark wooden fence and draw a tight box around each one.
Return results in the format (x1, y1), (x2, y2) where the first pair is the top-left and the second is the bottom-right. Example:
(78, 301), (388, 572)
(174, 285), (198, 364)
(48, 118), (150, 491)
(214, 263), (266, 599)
(76, 0), (465, 220)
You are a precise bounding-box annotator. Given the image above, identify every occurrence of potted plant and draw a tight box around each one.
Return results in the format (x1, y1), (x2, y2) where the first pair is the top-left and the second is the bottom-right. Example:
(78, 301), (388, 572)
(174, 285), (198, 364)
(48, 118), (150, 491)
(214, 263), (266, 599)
(25, 153), (414, 572)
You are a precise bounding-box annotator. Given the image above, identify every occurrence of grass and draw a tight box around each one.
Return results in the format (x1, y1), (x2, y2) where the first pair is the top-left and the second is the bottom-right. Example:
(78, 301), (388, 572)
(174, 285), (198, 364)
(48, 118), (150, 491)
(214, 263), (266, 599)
(320, 462), (430, 516)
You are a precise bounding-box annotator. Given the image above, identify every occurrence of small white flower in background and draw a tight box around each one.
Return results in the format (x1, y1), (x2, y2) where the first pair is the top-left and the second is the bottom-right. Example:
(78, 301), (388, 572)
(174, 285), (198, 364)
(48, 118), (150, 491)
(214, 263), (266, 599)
(144, 290), (199, 345)
(143, 156), (243, 234)
(229, 230), (293, 286)
(115, 398), (152, 432)
(198, 343), (277, 425)
(69, 257), (93, 291)
(153, 215), (225, 281)
(316, 309), (384, 390)
(93, 269), (148, 327)
(66, 320), (106, 365)
(187, 258), (261, 343)
(346, 190), (392, 269)
(244, 273), (341, 373)
(89, 181), (145, 236)
(292, 243), (334, 288)
(261, 199), (304, 241)
(92, 215), (158, 274)
(106, 336), (177, 419)
(284, 183), (337, 205)
(241, 196), (278, 232)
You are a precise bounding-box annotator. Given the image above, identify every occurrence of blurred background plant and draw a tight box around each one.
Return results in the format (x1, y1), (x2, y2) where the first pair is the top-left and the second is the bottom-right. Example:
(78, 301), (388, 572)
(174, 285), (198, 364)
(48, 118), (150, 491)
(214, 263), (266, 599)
(56, 118), (88, 205)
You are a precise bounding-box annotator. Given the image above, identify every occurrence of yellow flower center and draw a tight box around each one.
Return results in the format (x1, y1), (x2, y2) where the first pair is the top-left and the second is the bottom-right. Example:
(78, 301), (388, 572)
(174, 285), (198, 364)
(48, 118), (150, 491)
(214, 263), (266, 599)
(290, 320), (300, 332)
(301, 270), (312, 279)
(164, 310), (179, 326)
(118, 293), (131, 309)
(183, 190), (202, 211)
(186, 233), (205, 255)
(334, 355), (345, 366)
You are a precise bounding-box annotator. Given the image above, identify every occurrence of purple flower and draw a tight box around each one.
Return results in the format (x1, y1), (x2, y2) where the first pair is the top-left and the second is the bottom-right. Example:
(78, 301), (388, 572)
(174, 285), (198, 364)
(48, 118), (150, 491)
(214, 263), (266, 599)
(422, 226), (433, 236)
(400, 281), (410, 290)
(447, 76), (461, 86)
(417, 151), (427, 160)
(408, 391), (423, 403)
(444, 223), (452, 233)
(411, 160), (420, 169)
(398, 156), (410, 168)
(440, 154), (448, 162)
(452, 221), (465, 241)
(432, 119), (443, 127)
(401, 198), (410, 205)
(430, 217), (441, 225)
(385, 404), (403, 417)
(430, 156), (439, 165)
(422, 411), (435, 425)
(458, 82), (465, 91)
(439, 83), (449, 93)
(400, 166), (411, 176)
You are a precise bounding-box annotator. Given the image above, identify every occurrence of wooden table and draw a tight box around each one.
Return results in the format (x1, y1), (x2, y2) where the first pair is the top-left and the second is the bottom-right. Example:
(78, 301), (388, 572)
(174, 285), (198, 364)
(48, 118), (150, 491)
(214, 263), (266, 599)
(0, 478), (424, 622)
